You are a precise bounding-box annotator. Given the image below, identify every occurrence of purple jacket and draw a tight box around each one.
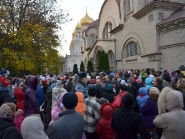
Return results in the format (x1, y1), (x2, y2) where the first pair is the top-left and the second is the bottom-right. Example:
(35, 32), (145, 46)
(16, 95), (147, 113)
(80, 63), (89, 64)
(24, 77), (39, 116)
(140, 99), (158, 128)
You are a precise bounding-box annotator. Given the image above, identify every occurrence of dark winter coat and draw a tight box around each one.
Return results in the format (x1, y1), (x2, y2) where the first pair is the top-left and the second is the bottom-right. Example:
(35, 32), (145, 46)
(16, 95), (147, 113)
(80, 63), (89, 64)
(0, 84), (16, 107)
(0, 119), (23, 139)
(111, 107), (150, 139)
(35, 85), (44, 108)
(96, 103), (115, 139)
(47, 109), (84, 139)
(140, 99), (158, 128)
(154, 85), (163, 92)
(102, 91), (116, 103)
(14, 88), (25, 110)
(24, 77), (39, 116)
(43, 87), (52, 112)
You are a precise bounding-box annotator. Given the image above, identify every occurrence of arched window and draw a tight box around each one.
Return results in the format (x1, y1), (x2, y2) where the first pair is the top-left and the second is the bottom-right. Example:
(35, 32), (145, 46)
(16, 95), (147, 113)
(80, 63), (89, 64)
(103, 22), (112, 39)
(89, 34), (96, 46)
(108, 50), (114, 65)
(126, 42), (137, 57)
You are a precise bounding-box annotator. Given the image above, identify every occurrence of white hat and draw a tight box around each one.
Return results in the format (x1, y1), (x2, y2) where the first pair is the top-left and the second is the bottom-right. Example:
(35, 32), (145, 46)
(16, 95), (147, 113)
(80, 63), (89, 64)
(120, 80), (128, 86)
(96, 76), (100, 79)
(149, 87), (160, 95)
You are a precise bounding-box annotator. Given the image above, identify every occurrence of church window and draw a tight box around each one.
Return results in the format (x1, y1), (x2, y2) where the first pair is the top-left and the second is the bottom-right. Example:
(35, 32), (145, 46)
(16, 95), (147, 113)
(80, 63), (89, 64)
(126, 42), (137, 57)
(103, 22), (112, 39)
(78, 32), (80, 36)
(89, 34), (96, 46)
(127, 0), (133, 13)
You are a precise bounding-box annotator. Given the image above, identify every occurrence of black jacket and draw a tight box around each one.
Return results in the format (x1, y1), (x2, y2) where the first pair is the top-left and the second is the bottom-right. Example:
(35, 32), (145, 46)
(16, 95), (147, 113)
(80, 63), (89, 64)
(103, 91), (116, 103)
(154, 85), (163, 92)
(0, 119), (22, 139)
(111, 107), (151, 139)
(0, 85), (16, 107)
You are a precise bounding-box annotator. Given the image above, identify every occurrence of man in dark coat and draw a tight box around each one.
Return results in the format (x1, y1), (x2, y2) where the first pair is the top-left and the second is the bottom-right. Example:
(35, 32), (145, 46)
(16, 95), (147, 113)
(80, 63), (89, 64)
(154, 77), (164, 92)
(111, 93), (150, 139)
(103, 84), (116, 103)
(47, 92), (84, 139)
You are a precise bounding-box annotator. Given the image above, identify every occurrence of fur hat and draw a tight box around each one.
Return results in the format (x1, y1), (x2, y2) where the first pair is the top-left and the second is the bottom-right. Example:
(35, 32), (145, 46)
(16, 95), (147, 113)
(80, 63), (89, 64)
(62, 92), (78, 109)
(79, 72), (87, 78)
(0, 103), (15, 120)
(149, 87), (160, 95)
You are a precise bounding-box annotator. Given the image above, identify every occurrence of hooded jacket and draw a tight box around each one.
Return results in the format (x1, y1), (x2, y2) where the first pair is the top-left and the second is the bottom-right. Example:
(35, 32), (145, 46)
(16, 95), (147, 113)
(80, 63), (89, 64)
(145, 78), (153, 90)
(96, 103), (115, 139)
(21, 115), (48, 139)
(14, 88), (25, 110)
(50, 92), (67, 125)
(137, 87), (149, 108)
(153, 88), (185, 139)
(75, 92), (85, 116)
(0, 119), (22, 139)
(24, 77), (39, 116)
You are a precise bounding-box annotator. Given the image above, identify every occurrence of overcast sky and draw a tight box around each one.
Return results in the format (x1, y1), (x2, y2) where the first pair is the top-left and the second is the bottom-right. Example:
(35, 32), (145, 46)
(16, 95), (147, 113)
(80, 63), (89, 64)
(57, 0), (104, 56)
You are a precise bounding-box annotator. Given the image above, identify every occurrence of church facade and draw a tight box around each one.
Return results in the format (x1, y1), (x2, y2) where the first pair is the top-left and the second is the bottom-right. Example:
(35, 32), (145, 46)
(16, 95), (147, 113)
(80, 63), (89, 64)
(64, 0), (185, 73)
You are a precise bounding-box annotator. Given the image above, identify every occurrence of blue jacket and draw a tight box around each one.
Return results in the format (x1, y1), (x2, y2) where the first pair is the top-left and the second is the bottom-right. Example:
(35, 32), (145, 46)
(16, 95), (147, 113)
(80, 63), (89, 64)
(35, 85), (44, 108)
(75, 82), (88, 98)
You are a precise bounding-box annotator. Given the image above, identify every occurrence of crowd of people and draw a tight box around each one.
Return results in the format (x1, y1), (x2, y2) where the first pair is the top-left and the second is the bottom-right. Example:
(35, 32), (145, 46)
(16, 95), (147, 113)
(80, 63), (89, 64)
(0, 65), (185, 139)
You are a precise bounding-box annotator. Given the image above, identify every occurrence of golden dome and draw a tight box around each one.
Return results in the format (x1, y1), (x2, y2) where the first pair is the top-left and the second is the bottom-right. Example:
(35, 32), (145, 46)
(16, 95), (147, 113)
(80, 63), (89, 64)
(80, 10), (94, 26)
(76, 22), (81, 29)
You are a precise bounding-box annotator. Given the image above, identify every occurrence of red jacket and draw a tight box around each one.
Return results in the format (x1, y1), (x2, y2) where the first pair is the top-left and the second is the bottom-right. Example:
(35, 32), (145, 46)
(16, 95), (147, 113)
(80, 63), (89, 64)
(112, 91), (127, 108)
(96, 103), (115, 139)
(0, 77), (10, 86)
(14, 88), (25, 111)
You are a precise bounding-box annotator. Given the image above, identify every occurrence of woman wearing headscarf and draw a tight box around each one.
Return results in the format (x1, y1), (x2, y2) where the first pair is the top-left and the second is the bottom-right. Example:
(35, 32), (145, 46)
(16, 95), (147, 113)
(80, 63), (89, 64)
(153, 87), (185, 138)
(0, 103), (23, 139)
(21, 115), (48, 139)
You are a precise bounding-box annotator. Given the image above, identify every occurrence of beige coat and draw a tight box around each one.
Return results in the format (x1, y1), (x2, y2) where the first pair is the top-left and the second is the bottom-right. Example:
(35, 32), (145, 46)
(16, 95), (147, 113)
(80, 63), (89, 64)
(153, 87), (185, 139)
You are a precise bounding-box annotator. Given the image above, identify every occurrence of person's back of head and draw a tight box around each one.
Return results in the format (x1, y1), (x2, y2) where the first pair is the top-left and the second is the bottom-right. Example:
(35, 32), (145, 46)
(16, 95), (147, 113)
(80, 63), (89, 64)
(88, 87), (97, 97)
(62, 92), (78, 110)
(155, 77), (163, 86)
(122, 93), (134, 107)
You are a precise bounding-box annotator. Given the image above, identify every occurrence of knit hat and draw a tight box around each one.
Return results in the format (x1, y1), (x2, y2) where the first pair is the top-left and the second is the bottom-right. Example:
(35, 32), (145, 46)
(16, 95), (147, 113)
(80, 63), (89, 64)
(110, 72), (114, 77)
(79, 72), (87, 78)
(106, 84), (113, 92)
(136, 78), (142, 84)
(120, 80), (128, 86)
(62, 92), (78, 109)
(0, 104), (15, 120)
(98, 98), (108, 105)
(163, 72), (171, 82)
(0, 69), (8, 76)
(149, 87), (160, 95)
(139, 87), (148, 95)
(55, 81), (63, 88)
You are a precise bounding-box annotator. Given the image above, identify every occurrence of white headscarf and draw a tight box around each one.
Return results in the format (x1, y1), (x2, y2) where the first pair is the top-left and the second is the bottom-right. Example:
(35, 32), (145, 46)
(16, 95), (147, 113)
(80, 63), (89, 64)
(21, 115), (48, 139)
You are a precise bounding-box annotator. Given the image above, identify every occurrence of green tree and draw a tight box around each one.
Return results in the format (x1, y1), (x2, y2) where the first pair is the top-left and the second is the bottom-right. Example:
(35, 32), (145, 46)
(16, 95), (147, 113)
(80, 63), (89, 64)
(98, 51), (109, 72)
(87, 61), (94, 73)
(80, 61), (85, 72)
(73, 64), (78, 74)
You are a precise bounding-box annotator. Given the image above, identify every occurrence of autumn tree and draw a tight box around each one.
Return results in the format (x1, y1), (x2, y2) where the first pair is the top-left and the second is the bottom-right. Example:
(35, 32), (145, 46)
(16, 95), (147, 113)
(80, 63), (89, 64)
(0, 0), (70, 76)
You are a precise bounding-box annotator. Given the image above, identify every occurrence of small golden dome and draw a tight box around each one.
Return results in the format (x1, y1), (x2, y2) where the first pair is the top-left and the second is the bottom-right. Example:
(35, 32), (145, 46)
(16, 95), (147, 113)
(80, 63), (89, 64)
(76, 22), (81, 29)
(80, 10), (94, 26)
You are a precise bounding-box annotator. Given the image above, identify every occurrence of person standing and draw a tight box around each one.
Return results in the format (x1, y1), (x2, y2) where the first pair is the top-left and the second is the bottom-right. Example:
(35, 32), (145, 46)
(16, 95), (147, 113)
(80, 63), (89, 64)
(84, 87), (101, 139)
(24, 77), (39, 116)
(111, 93), (151, 139)
(75, 72), (88, 98)
(47, 92), (84, 139)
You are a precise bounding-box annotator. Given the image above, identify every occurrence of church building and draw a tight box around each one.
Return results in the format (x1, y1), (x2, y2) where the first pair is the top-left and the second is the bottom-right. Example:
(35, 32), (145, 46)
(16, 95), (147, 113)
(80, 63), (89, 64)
(64, 0), (185, 73)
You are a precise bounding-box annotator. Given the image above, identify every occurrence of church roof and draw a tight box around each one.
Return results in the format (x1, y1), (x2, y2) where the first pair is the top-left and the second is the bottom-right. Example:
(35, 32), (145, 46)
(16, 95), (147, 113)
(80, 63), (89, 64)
(80, 11), (94, 26)
(157, 9), (185, 26)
